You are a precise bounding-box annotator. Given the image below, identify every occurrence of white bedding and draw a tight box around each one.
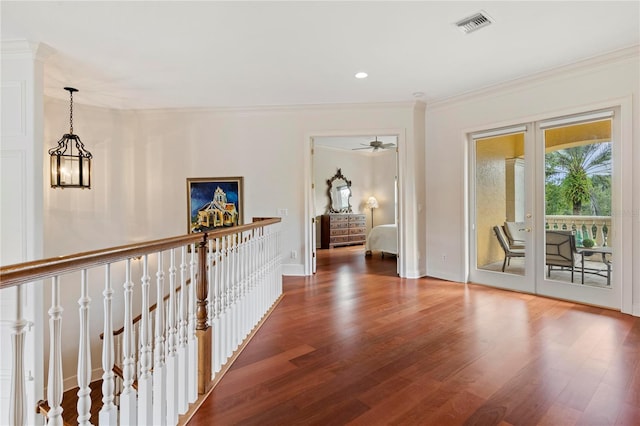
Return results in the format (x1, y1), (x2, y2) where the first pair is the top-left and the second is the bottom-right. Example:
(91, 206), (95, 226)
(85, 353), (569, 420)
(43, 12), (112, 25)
(365, 224), (398, 255)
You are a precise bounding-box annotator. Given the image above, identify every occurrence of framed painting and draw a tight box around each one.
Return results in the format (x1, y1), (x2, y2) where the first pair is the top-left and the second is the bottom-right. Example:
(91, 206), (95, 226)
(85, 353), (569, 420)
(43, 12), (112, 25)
(187, 177), (244, 233)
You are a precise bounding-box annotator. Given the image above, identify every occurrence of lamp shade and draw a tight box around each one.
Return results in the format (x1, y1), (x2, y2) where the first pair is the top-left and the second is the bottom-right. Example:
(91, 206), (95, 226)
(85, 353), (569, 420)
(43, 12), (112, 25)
(366, 196), (379, 209)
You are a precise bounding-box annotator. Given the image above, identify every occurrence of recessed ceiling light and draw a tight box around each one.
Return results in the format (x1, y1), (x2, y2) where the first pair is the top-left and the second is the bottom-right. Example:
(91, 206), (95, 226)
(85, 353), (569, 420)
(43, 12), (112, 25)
(355, 72), (368, 79)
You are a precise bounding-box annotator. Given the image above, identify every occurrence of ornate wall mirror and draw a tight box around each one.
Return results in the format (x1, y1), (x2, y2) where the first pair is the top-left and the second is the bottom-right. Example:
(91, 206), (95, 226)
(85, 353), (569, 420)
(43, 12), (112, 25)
(327, 168), (352, 213)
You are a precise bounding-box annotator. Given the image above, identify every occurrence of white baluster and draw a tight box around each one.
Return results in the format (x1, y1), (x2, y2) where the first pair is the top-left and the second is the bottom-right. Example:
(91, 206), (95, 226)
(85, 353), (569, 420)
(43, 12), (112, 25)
(120, 259), (137, 425)
(153, 253), (167, 425)
(224, 235), (232, 363)
(166, 249), (179, 425)
(77, 270), (92, 426)
(177, 246), (189, 414)
(138, 255), (152, 425)
(232, 234), (238, 354)
(250, 231), (258, 327)
(207, 240), (214, 331)
(5, 285), (27, 426)
(99, 265), (117, 425)
(238, 235), (246, 340)
(242, 234), (250, 338)
(230, 234), (238, 352)
(212, 237), (222, 374)
(206, 240), (215, 381)
(45, 278), (63, 426)
(218, 237), (226, 367)
(188, 243), (198, 403)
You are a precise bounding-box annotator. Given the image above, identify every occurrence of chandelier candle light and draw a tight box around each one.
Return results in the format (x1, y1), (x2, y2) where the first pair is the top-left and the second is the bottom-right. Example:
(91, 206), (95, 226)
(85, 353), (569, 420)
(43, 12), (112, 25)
(366, 196), (379, 228)
(49, 87), (92, 188)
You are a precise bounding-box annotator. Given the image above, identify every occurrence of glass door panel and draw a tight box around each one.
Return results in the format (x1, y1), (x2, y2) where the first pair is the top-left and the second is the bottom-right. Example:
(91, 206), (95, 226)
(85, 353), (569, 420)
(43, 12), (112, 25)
(536, 113), (618, 308)
(469, 128), (534, 293)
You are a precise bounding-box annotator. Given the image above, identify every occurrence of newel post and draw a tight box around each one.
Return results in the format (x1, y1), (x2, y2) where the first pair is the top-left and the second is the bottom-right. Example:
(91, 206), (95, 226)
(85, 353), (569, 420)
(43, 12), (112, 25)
(196, 234), (213, 394)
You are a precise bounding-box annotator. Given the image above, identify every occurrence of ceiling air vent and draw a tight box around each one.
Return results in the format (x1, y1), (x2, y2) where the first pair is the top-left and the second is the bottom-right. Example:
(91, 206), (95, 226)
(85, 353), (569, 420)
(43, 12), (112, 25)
(455, 11), (493, 34)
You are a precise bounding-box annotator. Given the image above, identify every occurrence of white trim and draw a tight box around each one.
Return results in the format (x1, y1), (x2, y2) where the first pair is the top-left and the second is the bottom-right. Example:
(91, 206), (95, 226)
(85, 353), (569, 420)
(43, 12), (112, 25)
(539, 110), (614, 129)
(128, 100), (417, 114)
(428, 45), (639, 110)
(471, 125), (527, 140)
(304, 127), (407, 277)
(464, 97), (633, 315)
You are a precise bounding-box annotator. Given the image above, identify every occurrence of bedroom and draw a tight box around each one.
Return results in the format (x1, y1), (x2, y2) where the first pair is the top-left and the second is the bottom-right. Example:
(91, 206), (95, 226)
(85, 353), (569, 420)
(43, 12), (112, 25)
(313, 135), (398, 269)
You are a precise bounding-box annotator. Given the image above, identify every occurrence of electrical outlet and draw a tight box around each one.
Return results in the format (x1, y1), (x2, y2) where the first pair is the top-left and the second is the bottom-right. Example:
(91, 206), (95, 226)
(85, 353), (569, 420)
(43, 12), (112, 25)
(442, 254), (447, 262)
(291, 250), (297, 259)
(278, 208), (288, 216)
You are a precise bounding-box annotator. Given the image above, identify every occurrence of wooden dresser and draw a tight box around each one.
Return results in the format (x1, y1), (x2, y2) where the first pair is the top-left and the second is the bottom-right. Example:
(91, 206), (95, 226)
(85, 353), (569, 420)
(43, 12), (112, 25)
(320, 213), (367, 249)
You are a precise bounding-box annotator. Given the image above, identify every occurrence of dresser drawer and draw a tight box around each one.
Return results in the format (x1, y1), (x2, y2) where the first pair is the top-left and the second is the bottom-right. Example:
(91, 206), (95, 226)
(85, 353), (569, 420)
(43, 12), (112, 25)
(330, 229), (349, 236)
(349, 227), (365, 235)
(330, 236), (350, 244)
(330, 215), (349, 223)
(349, 235), (366, 242)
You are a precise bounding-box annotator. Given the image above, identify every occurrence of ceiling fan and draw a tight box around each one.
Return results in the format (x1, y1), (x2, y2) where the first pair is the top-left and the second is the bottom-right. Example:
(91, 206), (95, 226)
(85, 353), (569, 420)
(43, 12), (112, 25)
(352, 137), (396, 152)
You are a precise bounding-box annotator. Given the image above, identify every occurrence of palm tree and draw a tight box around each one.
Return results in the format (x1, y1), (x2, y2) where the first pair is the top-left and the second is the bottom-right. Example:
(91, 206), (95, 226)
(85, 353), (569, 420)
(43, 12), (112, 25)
(545, 142), (611, 215)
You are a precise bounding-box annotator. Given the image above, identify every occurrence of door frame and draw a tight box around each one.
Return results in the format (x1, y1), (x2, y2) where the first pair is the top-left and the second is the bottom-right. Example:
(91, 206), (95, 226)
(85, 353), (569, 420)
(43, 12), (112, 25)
(467, 124), (535, 294)
(304, 129), (403, 276)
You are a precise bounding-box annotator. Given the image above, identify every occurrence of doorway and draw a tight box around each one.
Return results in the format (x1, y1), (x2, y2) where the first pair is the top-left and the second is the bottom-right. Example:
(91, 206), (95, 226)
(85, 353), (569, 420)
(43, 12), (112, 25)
(469, 107), (624, 310)
(310, 134), (399, 274)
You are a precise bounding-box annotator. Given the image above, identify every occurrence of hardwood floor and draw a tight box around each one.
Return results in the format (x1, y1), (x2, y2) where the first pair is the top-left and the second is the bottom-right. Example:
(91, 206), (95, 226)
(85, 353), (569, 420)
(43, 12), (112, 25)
(188, 246), (640, 425)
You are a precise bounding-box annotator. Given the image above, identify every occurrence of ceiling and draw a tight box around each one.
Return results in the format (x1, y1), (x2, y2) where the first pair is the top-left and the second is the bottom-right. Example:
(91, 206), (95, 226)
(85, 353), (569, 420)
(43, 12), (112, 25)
(2, 1), (639, 112)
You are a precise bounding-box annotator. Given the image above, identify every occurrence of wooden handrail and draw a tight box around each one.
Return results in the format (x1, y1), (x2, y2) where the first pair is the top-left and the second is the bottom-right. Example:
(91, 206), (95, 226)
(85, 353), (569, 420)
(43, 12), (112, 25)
(0, 218), (281, 290)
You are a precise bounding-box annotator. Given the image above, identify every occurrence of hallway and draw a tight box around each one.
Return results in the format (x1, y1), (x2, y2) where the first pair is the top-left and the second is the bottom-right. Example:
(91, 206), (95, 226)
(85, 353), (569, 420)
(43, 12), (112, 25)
(188, 246), (640, 425)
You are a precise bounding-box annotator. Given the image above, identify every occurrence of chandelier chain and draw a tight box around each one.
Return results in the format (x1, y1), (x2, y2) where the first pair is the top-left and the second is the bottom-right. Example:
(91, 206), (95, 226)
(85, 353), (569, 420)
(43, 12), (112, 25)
(69, 90), (74, 134)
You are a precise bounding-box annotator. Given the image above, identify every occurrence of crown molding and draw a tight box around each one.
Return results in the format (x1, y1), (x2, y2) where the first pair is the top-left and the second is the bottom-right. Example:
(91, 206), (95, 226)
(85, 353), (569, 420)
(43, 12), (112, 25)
(1, 40), (55, 62)
(427, 44), (640, 111)
(130, 100), (417, 115)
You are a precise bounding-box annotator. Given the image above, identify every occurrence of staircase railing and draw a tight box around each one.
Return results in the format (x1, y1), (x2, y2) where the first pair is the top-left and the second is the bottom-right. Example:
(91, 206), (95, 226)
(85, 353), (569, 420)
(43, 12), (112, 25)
(0, 217), (282, 425)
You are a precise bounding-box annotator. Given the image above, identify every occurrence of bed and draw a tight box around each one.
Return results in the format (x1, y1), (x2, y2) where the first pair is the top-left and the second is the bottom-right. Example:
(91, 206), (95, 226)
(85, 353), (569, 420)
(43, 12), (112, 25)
(365, 224), (398, 257)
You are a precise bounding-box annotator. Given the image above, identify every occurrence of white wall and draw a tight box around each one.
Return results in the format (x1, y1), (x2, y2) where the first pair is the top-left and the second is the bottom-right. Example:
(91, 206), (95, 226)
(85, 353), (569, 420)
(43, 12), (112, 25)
(313, 146), (396, 244)
(39, 101), (424, 387)
(372, 150), (397, 227)
(314, 146), (372, 217)
(0, 41), (49, 426)
(425, 48), (639, 315)
(133, 103), (423, 276)
(43, 97), (143, 390)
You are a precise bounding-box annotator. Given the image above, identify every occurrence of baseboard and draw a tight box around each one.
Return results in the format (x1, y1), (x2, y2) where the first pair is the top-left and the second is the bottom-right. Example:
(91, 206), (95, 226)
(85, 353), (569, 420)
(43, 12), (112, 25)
(61, 366), (103, 393)
(282, 263), (305, 276)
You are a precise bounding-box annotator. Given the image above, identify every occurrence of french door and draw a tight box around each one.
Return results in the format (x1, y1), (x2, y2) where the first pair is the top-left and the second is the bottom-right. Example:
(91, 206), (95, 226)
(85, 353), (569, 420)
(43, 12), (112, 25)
(469, 108), (621, 310)
(469, 125), (535, 294)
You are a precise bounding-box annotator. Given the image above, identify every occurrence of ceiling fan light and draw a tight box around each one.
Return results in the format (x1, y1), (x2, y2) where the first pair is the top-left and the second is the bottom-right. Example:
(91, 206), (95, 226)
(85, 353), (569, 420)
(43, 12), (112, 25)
(355, 72), (368, 79)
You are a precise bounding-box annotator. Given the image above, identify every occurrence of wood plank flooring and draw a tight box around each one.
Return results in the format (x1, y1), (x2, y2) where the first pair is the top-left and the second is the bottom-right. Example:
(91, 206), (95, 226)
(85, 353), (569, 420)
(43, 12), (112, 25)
(188, 246), (640, 425)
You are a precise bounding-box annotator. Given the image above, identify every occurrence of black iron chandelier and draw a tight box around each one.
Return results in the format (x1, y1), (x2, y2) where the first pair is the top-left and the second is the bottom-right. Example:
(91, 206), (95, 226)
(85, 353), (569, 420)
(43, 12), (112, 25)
(49, 87), (92, 188)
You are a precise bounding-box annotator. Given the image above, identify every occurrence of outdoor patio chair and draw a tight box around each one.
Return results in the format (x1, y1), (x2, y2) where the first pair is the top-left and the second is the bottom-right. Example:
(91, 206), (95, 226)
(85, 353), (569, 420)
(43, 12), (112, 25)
(504, 221), (526, 249)
(493, 225), (525, 272)
(546, 230), (578, 282)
